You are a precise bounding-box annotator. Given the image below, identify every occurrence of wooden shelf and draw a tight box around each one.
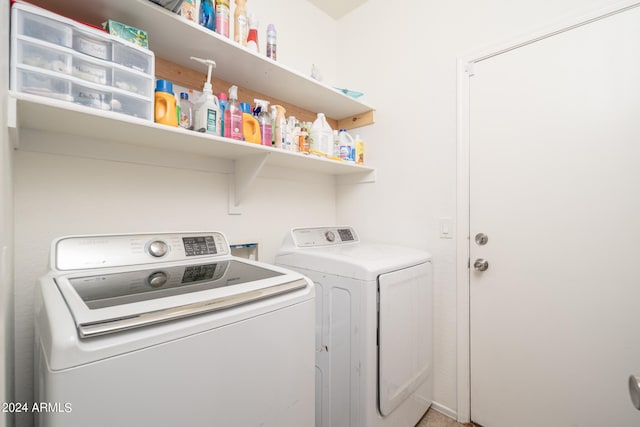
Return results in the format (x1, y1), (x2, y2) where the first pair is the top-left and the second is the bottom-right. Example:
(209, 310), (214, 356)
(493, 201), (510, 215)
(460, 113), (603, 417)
(25, 0), (375, 122)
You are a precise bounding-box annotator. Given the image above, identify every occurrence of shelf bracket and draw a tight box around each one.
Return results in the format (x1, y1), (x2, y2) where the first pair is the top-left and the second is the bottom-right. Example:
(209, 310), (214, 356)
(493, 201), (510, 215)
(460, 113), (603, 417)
(7, 95), (20, 149)
(228, 153), (270, 215)
(337, 169), (377, 185)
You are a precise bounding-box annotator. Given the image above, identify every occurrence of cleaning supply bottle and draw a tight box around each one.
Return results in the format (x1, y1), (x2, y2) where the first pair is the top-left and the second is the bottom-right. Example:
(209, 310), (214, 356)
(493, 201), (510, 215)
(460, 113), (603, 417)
(243, 114), (261, 144)
(191, 56), (221, 135)
(332, 129), (340, 157)
(339, 129), (355, 162)
(254, 99), (272, 146)
(154, 79), (178, 127)
(234, 0), (248, 45)
(355, 134), (365, 165)
(266, 24), (277, 60)
(227, 85), (243, 140)
(178, 92), (194, 130)
(215, 0), (230, 38)
(246, 12), (259, 52)
(285, 116), (297, 151)
(298, 121), (309, 153)
(218, 91), (228, 137)
(310, 113), (333, 155)
(273, 105), (286, 148)
(199, 0), (215, 30)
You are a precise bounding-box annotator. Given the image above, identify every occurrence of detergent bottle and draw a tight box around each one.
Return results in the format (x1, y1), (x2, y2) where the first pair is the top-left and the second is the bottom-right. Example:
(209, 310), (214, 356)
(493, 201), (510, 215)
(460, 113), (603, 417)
(241, 102), (261, 144)
(191, 57), (221, 135)
(310, 113), (333, 155)
(154, 79), (178, 127)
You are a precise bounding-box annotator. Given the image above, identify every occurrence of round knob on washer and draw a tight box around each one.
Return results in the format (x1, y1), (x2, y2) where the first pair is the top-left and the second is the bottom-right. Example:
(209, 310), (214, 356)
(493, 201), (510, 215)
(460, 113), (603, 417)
(148, 240), (168, 257)
(324, 231), (336, 242)
(147, 271), (168, 288)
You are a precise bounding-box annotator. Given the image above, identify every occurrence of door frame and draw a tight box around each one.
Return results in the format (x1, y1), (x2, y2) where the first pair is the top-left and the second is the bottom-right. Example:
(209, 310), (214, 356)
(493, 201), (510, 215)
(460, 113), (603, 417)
(454, 0), (640, 422)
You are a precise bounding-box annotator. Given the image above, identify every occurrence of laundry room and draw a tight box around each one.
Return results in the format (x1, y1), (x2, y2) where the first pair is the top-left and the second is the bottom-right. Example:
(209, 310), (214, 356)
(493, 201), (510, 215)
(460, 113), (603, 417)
(2, 0), (640, 426)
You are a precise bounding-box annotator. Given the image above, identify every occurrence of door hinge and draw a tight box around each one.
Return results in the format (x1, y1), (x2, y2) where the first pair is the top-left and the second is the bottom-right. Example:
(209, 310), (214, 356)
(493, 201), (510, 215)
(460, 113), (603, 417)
(465, 62), (475, 77)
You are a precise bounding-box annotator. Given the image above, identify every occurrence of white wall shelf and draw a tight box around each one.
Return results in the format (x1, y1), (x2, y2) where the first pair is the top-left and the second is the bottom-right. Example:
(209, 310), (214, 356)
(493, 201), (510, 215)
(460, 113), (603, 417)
(10, 0), (377, 214)
(7, 93), (376, 213)
(26, 0), (375, 121)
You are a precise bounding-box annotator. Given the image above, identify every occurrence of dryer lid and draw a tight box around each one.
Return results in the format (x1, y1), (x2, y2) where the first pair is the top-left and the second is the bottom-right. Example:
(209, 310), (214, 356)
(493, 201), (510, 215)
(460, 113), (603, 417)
(276, 242), (431, 281)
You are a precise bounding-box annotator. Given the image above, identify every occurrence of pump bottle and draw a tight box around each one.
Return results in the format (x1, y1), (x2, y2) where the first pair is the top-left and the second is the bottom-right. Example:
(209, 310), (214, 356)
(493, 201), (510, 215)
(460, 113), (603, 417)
(191, 56), (221, 135)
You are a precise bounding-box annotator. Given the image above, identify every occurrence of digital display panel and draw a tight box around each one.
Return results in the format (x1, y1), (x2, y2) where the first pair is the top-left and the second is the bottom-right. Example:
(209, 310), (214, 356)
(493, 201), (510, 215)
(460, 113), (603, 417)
(183, 236), (217, 256)
(338, 228), (355, 241)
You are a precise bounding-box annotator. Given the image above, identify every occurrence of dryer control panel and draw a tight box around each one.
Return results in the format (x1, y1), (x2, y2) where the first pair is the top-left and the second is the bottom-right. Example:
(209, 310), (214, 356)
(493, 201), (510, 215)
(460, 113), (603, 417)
(291, 226), (359, 247)
(54, 232), (230, 271)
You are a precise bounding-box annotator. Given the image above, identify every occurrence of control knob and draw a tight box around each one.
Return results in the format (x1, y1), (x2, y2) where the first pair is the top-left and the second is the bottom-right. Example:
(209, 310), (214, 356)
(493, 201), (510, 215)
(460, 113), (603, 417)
(147, 271), (168, 288)
(148, 240), (168, 257)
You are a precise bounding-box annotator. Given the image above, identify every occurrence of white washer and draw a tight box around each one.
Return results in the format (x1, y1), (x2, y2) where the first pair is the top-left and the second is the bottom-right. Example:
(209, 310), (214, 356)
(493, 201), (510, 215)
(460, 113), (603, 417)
(34, 231), (315, 427)
(275, 226), (433, 427)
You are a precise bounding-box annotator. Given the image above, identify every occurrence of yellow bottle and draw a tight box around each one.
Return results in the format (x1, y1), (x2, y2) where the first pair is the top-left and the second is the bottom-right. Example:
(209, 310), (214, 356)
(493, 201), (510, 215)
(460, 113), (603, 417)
(154, 80), (178, 127)
(243, 113), (261, 144)
(355, 134), (365, 165)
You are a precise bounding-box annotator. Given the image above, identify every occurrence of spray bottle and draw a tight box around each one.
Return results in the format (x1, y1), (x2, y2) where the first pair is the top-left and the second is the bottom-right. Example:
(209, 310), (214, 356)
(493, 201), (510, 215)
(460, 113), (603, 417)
(228, 85), (243, 140)
(254, 99), (272, 146)
(246, 12), (259, 52)
(191, 56), (221, 136)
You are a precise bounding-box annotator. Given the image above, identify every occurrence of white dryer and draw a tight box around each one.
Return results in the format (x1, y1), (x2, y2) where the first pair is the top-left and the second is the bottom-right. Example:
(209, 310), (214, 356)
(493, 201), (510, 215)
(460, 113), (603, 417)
(35, 231), (315, 427)
(275, 226), (433, 427)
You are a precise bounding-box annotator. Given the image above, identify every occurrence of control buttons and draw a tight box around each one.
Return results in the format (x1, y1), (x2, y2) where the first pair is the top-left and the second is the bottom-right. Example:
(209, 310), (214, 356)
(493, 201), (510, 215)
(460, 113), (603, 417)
(148, 240), (168, 258)
(147, 271), (168, 288)
(324, 231), (336, 242)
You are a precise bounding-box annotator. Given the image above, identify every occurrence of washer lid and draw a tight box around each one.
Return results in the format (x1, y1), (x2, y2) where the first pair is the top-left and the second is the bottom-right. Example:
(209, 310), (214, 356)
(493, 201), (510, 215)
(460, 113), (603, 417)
(54, 258), (308, 338)
(276, 242), (431, 281)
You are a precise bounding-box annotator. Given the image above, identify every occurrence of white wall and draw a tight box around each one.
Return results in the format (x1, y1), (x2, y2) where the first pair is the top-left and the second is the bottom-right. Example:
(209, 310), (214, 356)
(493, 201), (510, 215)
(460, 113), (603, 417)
(241, 0), (338, 87)
(1, 1), (13, 426)
(335, 0), (620, 417)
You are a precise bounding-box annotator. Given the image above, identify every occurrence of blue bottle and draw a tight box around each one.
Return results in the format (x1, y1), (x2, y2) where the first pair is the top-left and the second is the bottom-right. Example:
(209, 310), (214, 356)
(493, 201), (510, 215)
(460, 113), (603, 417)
(199, 0), (215, 31)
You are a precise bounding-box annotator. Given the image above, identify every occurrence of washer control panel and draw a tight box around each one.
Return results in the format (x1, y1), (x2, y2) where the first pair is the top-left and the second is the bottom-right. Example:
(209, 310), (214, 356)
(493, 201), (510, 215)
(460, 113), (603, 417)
(55, 232), (230, 271)
(291, 226), (359, 247)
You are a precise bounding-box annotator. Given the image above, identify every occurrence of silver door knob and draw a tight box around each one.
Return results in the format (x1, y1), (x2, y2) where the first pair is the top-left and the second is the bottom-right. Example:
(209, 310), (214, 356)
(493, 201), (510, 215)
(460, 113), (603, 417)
(475, 233), (489, 246)
(629, 375), (640, 410)
(474, 258), (489, 272)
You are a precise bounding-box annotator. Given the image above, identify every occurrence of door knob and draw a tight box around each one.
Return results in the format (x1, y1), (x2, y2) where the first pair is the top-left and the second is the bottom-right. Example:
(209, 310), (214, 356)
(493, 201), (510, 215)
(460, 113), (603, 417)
(629, 375), (640, 410)
(475, 233), (488, 246)
(474, 258), (489, 272)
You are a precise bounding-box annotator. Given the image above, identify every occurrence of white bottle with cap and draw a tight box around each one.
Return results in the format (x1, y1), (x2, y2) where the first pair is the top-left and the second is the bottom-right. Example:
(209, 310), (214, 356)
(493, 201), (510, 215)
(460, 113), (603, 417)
(310, 113), (333, 156)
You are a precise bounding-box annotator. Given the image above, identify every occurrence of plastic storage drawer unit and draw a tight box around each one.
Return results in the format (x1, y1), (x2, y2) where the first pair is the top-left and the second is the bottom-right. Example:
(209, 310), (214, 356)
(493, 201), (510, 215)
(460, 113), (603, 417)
(10, 1), (155, 120)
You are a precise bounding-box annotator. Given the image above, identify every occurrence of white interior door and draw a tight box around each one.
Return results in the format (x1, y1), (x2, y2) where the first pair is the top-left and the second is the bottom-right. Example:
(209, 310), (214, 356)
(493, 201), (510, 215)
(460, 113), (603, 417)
(469, 5), (640, 427)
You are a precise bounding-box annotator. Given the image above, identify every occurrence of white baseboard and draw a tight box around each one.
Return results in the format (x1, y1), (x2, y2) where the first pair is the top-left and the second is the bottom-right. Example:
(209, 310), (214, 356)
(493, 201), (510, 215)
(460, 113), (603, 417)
(430, 401), (458, 420)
